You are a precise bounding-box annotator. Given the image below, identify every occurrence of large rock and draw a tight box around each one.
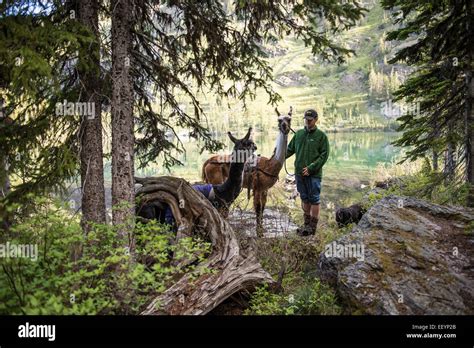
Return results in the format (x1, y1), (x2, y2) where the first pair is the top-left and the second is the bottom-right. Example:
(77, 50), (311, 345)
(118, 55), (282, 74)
(318, 195), (474, 314)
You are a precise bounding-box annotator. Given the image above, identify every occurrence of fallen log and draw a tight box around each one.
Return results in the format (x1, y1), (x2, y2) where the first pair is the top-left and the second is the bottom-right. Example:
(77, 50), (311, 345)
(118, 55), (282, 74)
(135, 176), (274, 315)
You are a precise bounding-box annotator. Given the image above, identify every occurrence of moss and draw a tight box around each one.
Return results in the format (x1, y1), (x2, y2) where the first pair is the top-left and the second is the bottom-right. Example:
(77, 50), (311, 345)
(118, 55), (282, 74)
(465, 221), (474, 235)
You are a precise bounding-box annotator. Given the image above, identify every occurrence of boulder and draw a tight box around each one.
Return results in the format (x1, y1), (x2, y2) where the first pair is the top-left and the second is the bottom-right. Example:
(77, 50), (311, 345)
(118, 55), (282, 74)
(318, 195), (474, 314)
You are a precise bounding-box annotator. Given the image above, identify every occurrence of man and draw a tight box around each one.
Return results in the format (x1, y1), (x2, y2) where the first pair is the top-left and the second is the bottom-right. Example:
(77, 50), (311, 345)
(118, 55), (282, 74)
(286, 109), (329, 236)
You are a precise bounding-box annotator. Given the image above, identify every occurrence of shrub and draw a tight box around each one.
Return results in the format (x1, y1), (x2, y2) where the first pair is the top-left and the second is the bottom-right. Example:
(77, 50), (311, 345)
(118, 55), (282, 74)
(0, 196), (211, 314)
(245, 277), (341, 315)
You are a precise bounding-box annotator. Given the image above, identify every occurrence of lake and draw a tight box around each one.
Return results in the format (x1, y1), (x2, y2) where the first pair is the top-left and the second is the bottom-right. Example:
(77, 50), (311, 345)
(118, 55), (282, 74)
(128, 130), (404, 207)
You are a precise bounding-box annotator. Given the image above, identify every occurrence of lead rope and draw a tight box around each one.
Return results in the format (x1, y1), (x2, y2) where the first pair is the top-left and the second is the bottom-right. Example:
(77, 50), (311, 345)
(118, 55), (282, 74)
(284, 156), (294, 177)
(284, 126), (296, 177)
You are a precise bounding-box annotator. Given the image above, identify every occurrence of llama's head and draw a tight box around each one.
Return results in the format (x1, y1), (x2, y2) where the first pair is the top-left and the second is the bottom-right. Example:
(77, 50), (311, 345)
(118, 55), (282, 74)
(277, 106), (292, 135)
(227, 127), (256, 164)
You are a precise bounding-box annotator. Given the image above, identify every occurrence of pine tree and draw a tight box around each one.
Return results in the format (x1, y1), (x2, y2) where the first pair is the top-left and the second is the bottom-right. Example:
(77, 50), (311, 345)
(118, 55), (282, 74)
(0, 1), (93, 212)
(382, 0), (473, 205)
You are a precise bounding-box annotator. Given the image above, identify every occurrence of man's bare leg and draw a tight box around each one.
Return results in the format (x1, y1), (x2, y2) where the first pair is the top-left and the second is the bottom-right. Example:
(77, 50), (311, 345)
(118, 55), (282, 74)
(310, 203), (320, 219)
(302, 201), (311, 215)
(308, 203), (320, 235)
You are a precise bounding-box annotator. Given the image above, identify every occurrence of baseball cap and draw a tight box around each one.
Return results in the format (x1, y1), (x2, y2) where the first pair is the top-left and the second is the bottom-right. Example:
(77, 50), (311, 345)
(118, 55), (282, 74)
(304, 109), (318, 120)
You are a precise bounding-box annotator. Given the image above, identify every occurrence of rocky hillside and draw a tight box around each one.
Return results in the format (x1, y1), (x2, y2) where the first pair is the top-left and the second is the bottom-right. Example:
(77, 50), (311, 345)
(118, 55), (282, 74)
(261, 0), (411, 132)
(198, 1), (412, 134)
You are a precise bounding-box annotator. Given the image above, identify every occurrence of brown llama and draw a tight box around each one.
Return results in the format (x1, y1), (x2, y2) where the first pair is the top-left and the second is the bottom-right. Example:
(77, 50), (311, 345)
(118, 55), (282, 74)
(202, 108), (292, 236)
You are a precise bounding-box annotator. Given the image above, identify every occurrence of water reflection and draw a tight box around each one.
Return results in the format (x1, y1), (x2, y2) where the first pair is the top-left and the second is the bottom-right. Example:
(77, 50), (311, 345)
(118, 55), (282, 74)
(327, 132), (401, 172)
(132, 131), (403, 183)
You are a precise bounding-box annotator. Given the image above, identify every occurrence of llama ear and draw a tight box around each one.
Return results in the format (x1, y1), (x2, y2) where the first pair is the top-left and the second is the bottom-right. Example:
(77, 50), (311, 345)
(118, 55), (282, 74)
(243, 127), (252, 141)
(288, 106), (293, 117)
(228, 131), (238, 143)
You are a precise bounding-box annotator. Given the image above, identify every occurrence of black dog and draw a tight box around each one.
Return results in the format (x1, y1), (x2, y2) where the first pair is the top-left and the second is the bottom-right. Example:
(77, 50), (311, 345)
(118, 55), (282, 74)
(335, 204), (366, 227)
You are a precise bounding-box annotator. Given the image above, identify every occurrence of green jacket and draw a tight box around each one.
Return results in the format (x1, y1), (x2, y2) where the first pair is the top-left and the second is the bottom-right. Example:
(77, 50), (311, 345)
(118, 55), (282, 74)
(286, 126), (330, 178)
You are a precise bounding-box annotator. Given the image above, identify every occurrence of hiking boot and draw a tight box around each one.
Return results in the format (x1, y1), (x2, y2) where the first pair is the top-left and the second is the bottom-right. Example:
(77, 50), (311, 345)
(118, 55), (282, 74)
(300, 216), (318, 237)
(296, 214), (311, 236)
(306, 216), (319, 236)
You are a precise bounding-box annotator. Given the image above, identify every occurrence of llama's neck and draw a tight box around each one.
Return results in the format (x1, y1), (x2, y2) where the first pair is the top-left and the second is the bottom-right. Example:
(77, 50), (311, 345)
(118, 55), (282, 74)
(214, 159), (244, 204)
(270, 131), (288, 166)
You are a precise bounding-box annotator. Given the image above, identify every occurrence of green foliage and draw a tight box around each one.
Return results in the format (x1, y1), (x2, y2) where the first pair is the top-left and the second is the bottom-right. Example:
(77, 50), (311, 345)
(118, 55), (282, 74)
(362, 190), (389, 211)
(366, 171), (470, 209)
(0, 2), (97, 211)
(244, 284), (288, 315)
(245, 278), (341, 315)
(290, 277), (342, 315)
(0, 196), (211, 314)
(368, 63), (400, 101)
(381, 0), (471, 203)
(401, 173), (469, 207)
(256, 233), (319, 276)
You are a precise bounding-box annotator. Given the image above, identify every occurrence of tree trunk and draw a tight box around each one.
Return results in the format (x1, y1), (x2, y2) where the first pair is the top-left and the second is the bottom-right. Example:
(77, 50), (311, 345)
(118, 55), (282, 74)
(444, 142), (455, 181)
(432, 113), (439, 171)
(111, 0), (135, 249)
(0, 125), (10, 231)
(136, 176), (274, 315)
(466, 0), (474, 207)
(432, 151), (439, 172)
(0, 116), (9, 200)
(0, 104), (12, 230)
(0, 156), (9, 199)
(78, 0), (106, 234)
